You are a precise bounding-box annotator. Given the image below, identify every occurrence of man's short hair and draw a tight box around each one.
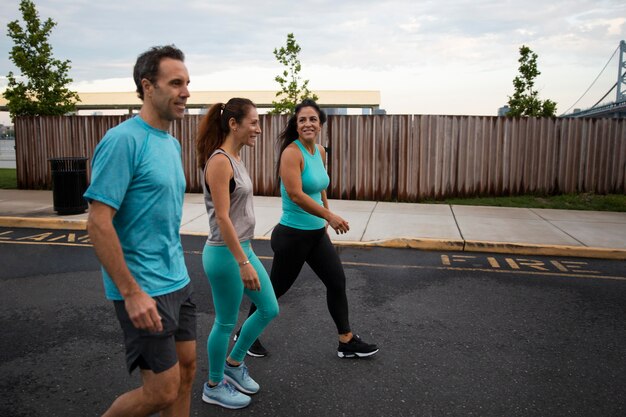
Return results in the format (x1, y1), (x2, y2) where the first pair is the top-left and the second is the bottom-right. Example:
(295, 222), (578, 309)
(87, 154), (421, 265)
(133, 45), (185, 101)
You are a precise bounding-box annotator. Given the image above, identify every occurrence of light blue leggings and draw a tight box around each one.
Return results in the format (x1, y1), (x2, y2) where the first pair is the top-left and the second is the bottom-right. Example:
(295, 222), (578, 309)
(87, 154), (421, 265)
(202, 241), (279, 383)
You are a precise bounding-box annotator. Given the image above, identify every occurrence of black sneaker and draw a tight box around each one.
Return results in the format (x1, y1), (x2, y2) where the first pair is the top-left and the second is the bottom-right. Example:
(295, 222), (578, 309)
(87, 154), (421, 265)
(233, 330), (269, 358)
(337, 334), (379, 358)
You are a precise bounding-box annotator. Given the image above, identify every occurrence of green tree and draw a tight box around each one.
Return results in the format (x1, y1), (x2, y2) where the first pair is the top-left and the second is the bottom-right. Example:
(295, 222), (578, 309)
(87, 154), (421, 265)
(270, 33), (318, 114)
(507, 45), (556, 117)
(3, 0), (80, 121)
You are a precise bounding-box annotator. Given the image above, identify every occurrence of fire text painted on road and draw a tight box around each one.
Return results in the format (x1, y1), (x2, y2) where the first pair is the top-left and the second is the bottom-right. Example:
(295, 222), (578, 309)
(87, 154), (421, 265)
(1, 227), (624, 282)
(441, 254), (601, 275)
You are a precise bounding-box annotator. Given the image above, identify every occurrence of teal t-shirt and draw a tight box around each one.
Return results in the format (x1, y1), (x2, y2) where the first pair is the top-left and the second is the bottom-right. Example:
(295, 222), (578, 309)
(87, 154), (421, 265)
(279, 140), (330, 230)
(84, 116), (190, 300)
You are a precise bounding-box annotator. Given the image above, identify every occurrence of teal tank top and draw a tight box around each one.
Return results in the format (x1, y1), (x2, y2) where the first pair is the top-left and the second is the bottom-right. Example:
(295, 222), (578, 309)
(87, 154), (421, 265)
(279, 140), (330, 230)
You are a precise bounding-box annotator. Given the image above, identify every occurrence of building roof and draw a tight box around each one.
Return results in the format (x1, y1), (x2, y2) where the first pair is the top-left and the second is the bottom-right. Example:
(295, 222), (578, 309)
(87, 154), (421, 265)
(0, 90), (381, 111)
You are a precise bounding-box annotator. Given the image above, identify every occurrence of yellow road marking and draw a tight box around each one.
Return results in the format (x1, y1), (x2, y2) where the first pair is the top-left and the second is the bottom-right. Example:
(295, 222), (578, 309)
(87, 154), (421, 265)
(341, 260), (626, 282)
(0, 240), (92, 248)
(2, 239), (624, 282)
(186, 250), (626, 282)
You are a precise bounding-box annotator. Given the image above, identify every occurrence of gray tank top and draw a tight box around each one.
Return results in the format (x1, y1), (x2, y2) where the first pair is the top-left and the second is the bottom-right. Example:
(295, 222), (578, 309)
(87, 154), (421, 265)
(202, 149), (255, 245)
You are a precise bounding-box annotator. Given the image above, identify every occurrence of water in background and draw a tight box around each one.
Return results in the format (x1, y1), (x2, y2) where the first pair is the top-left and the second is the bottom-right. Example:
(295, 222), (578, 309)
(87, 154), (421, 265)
(0, 139), (16, 169)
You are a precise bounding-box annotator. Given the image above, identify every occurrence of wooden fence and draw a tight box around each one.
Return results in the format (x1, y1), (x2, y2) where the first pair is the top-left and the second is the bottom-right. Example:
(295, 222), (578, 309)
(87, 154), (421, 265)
(14, 114), (626, 201)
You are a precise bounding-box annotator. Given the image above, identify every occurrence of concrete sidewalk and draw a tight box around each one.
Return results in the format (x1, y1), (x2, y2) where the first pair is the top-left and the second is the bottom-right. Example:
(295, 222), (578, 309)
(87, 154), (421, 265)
(1, 189), (625, 259)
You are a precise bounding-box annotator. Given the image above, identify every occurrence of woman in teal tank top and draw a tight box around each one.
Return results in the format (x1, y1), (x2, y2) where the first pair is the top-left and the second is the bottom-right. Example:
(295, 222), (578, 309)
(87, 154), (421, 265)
(244, 99), (379, 359)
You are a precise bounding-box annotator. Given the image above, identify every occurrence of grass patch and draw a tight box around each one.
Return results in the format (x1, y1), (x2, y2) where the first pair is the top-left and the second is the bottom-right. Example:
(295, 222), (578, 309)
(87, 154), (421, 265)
(423, 193), (626, 212)
(0, 168), (17, 189)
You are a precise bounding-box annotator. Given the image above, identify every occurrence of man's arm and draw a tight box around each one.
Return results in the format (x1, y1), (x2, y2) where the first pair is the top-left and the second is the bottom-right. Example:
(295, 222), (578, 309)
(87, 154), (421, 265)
(87, 201), (163, 332)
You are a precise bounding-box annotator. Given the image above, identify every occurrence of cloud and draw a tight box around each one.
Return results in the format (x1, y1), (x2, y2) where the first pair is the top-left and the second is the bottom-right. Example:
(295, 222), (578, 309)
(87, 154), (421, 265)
(1, 0), (624, 122)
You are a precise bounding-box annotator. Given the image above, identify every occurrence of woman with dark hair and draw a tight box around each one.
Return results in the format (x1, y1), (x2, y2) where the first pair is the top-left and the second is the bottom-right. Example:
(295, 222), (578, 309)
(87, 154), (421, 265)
(195, 98), (278, 409)
(241, 99), (378, 359)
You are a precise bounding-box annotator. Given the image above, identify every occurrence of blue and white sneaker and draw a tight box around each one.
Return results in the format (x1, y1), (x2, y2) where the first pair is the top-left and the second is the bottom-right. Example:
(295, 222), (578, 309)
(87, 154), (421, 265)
(202, 380), (251, 409)
(224, 361), (260, 394)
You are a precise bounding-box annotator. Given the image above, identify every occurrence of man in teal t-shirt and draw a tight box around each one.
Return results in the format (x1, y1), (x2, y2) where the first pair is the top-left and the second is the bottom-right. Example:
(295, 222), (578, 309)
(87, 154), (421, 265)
(84, 45), (196, 417)
(85, 115), (189, 300)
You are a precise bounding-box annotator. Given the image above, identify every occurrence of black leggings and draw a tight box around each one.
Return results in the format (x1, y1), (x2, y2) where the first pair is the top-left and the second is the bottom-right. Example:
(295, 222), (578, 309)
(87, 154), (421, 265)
(248, 223), (351, 334)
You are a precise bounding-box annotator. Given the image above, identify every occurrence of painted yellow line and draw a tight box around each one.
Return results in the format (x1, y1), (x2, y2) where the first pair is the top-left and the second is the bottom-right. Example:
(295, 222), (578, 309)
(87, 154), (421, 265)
(0, 240), (92, 248)
(341, 260), (626, 282)
(2, 239), (623, 282)
(184, 250), (626, 282)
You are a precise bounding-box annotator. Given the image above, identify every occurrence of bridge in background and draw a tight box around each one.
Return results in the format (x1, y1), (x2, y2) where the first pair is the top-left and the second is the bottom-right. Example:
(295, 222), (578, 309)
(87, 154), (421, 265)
(2, 41), (625, 120)
(563, 40), (626, 118)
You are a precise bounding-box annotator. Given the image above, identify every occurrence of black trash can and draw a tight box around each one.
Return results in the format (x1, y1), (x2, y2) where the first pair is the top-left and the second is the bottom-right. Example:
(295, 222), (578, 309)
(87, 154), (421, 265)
(49, 157), (89, 215)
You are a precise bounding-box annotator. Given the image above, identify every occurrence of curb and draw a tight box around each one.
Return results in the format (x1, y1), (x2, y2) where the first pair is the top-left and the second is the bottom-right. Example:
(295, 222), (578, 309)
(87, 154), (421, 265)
(331, 237), (626, 260)
(0, 216), (87, 230)
(1, 216), (624, 260)
(331, 237), (466, 252)
(463, 240), (626, 260)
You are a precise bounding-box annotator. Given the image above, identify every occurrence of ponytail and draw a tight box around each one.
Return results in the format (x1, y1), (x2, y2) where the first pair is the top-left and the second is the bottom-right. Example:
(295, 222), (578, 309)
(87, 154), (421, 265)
(195, 97), (256, 169)
(195, 103), (224, 169)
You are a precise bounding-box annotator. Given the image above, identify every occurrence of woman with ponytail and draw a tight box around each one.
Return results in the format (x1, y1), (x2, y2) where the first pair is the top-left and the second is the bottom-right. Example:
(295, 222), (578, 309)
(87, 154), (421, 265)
(195, 98), (278, 410)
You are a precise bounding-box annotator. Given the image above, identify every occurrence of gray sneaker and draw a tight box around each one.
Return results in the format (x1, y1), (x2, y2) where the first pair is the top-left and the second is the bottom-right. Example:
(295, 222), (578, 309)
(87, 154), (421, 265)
(202, 380), (251, 409)
(224, 361), (260, 394)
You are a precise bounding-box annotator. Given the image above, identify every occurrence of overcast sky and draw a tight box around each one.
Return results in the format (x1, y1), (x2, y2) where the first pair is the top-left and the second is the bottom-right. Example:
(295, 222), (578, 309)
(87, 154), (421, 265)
(1, 0), (625, 125)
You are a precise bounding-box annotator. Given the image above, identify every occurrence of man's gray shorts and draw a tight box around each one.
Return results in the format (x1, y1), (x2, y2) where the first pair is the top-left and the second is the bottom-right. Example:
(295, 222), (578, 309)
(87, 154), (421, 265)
(114, 282), (196, 374)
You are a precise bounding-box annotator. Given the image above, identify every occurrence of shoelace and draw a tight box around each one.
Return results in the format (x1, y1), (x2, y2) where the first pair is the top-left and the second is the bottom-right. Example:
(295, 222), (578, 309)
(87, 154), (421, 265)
(240, 364), (250, 381)
(224, 382), (239, 396)
(346, 336), (360, 346)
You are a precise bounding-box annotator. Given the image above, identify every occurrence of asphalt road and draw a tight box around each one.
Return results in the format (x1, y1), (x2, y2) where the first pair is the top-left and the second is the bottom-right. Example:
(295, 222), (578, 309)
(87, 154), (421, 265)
(1, 227), (625, 417)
